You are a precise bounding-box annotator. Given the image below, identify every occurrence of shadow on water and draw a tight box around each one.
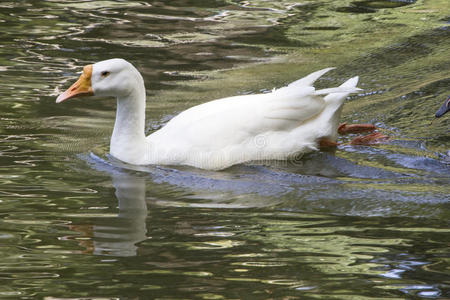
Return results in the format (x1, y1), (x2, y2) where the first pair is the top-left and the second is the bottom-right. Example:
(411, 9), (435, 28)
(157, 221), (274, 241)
(82, 142), (449, 220)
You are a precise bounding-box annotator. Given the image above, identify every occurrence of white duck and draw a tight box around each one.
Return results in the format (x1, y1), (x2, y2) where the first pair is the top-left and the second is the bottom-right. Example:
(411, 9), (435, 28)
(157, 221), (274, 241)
(56, 58), (368, 170)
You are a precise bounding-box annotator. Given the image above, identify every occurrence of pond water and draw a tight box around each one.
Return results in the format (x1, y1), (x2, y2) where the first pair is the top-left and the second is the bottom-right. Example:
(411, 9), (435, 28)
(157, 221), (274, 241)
(0, 0), (449, 299)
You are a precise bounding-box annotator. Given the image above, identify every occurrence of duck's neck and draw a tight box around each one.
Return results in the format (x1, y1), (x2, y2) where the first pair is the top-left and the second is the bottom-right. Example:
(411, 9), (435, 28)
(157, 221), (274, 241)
(110, 80), (147, 163)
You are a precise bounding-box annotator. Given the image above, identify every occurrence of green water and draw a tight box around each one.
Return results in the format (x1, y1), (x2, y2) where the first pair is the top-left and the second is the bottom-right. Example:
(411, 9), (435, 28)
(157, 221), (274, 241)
(0, 0), (449, 299)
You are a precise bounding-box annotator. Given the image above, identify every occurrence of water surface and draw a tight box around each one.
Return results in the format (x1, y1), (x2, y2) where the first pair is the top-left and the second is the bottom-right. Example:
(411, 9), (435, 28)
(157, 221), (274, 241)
(0, 0), (449, 299)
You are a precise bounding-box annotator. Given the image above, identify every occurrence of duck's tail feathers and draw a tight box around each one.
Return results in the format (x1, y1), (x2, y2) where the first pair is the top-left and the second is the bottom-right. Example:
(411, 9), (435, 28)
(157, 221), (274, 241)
(315, 76), (361, 95)
(288, 67), (335, 88)
(340, 76), (359, 89)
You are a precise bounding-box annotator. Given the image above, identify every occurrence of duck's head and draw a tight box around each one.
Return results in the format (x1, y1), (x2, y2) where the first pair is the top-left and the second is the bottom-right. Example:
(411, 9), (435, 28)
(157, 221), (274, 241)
(435, 96), (450, 118)
(56, 58), (140, 103)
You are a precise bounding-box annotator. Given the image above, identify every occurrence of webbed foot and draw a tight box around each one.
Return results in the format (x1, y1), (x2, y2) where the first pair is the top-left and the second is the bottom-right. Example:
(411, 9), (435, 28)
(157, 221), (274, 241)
(338, 123), (376, 135)
(350, 132), (389, 145)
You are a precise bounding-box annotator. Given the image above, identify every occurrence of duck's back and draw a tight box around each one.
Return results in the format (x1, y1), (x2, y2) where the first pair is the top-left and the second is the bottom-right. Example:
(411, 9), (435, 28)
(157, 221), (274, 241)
(146, 84), (327, 169)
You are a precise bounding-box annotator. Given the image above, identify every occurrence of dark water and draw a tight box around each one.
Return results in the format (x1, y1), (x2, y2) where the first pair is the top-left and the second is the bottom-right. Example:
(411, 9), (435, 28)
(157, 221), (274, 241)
(0, 0), (449, 299)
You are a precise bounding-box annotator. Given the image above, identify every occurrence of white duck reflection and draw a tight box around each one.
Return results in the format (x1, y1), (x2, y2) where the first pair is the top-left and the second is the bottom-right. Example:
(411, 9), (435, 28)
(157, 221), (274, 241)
(91, 173), (148, 257)
(70, 166), (148, 257)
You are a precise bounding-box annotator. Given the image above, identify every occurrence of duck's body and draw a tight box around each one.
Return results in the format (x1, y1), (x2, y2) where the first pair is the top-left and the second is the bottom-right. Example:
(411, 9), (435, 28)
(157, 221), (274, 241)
(57, 59), (360, 170)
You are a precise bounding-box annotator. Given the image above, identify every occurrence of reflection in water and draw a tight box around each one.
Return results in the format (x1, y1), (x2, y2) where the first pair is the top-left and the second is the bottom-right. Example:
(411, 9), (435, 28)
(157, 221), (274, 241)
(92, 173), (148, 257)
(69, 159), (148, 257)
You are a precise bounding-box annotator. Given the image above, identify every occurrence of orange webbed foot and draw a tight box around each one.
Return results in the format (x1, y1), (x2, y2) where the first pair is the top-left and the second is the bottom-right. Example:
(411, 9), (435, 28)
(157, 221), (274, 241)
(338, 123), (377, 135)
(350, 132), (389, 145)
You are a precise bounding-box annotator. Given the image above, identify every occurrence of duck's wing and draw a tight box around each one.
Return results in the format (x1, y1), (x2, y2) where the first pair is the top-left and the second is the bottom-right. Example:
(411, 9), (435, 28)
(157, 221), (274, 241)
(149, 68), (357, 151)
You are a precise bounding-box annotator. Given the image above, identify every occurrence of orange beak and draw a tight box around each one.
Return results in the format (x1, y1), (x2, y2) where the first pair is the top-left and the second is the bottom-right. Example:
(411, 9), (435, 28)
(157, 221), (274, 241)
(56, 64), (94, 103)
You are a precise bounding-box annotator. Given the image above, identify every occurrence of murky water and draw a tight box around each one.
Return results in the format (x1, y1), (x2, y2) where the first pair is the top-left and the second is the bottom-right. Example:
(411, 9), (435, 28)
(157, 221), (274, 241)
(0, 0), (449, 299)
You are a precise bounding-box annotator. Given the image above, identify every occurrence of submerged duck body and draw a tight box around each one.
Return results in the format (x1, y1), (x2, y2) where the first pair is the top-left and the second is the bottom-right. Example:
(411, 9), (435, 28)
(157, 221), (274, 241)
(57, 59), (360, 170)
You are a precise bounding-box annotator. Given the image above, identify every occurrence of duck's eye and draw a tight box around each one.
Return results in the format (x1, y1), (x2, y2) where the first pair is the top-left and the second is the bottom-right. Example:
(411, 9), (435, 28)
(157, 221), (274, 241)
(101, 71), (110, 77)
